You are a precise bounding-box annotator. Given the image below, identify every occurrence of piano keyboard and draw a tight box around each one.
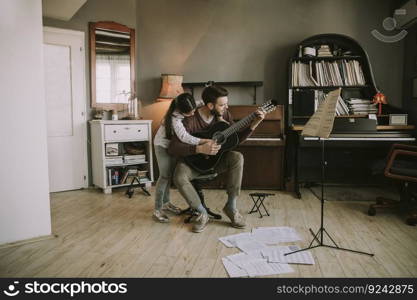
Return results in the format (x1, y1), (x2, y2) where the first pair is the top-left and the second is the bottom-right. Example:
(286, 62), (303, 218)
(247, 137), (282, 141)
(302, 131), (416, 141)
(304, 137), (415, 141)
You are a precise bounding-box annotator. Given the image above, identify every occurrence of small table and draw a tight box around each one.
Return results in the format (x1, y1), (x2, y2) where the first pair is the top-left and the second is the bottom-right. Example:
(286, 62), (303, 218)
(249, 193), (274, 218)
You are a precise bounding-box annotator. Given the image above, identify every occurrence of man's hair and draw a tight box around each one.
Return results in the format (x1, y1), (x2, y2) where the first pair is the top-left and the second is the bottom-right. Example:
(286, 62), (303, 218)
(201, 85), (228, 105)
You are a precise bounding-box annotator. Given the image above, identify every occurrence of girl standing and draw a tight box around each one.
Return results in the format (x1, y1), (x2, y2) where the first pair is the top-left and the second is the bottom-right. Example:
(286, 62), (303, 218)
(153, 93), (209, 222)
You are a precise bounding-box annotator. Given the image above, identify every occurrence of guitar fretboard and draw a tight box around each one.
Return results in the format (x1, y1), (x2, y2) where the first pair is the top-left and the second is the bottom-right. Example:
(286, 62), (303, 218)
(221, 112), (257, 138)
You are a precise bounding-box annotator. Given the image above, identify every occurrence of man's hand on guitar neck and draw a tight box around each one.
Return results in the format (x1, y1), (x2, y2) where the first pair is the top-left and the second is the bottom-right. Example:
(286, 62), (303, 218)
(250, 109), (266, 130)
(196, 139), (221, 155)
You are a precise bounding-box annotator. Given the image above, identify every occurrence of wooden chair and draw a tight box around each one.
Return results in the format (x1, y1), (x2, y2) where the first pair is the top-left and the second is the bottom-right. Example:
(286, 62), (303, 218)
(368, 144), (417, 225)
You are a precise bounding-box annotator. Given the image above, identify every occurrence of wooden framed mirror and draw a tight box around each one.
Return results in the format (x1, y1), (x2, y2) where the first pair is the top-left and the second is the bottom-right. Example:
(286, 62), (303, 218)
(89, 21), (135, 111)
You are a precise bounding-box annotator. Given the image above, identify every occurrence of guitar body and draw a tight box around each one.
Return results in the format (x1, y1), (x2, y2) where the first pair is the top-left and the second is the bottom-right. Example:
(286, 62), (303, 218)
(182, 99), (277, 173)
(184, 121), (240, 173)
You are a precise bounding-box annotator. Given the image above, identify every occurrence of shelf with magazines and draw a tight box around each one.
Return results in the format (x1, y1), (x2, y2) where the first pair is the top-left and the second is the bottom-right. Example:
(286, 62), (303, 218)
(106, 165), (150, 187)
(90, 120), (154, 194)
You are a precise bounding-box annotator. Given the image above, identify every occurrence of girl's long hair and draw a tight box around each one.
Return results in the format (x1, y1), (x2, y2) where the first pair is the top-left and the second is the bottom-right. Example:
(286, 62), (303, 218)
(164, 93), (197, 139)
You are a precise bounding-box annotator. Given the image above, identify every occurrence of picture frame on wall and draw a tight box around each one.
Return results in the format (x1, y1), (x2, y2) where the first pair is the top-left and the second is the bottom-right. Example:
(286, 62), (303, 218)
(389, 114), (408, 126)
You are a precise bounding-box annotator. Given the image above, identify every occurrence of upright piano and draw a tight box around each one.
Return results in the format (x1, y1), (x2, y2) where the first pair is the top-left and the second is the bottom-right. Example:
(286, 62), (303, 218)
(286, 120), (416, 198)
(206, 105), (285, 189)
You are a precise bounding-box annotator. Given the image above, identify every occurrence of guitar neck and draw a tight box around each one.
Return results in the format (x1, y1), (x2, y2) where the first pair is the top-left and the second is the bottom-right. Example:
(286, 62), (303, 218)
(222, 112), (256, 138)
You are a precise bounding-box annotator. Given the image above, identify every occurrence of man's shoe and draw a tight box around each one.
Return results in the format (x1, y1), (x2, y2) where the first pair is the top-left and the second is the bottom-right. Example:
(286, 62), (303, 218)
(162, 202), (182, 215)
(152, 210), (169, 223)
(192, 213), (209, 233)
(222, 208), (246, 229)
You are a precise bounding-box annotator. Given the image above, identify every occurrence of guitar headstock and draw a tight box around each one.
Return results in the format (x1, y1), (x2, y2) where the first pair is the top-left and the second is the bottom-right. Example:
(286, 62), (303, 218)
(259, 99), (278, 114)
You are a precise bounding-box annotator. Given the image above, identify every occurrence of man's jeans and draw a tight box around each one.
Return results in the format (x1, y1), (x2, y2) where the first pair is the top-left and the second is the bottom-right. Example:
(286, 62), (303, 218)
(173, 151), (244, 210)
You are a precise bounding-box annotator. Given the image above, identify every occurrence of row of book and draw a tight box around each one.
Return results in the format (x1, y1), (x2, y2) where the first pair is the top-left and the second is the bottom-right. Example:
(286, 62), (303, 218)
(312, 90), (350, 115)
(336, 96), (350, 116)
(107, 167), (148, 186)
(105, 154), (146, 166)
(291, 59), (366, 87)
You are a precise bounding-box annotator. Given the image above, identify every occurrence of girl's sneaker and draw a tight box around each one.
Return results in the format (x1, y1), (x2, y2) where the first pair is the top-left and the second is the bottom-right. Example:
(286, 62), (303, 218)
(162, 202), (182, 215)
(152, 210), (169, 223)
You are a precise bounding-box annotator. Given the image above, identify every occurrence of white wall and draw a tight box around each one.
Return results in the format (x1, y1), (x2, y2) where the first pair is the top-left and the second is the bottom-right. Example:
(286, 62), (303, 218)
(0, 0), (51, 244)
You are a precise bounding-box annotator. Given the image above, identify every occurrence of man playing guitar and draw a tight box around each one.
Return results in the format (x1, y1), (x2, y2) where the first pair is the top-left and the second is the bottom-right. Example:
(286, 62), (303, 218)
(168, 84), (265, 233)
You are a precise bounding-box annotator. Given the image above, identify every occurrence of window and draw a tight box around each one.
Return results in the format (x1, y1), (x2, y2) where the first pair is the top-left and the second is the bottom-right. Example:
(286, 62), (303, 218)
(96, 54), (131, 103)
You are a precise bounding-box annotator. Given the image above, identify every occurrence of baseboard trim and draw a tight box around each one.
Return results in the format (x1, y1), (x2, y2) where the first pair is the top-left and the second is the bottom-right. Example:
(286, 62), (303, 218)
(0, 234), (56, 249)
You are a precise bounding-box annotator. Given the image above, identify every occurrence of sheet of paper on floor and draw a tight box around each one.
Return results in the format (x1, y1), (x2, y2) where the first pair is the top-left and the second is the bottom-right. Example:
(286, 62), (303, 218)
(251, 226), (302, 244)
(225, 252), (263, 268)
(262, 245), (315, 265)
(235, 238), (268, 254)
(240, 259), (294, 277)
(225, 253), (294, 277)
(222, 257), (248, 278)
(218, 232), (252, 247)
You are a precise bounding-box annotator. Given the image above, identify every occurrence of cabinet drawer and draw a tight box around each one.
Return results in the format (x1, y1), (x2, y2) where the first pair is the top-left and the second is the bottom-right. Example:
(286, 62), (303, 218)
(104, 124), (148, 141)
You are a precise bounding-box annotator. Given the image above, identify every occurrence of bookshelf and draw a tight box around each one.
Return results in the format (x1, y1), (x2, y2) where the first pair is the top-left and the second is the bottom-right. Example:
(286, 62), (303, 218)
(90, 120), (154, 194)
(284, 34), (416, 197)
(287, 33), (379, 127)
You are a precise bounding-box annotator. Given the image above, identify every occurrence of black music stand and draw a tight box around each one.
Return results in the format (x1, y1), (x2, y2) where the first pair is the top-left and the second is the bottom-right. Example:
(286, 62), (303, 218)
(125, 176), (151, 198)
(285, 139), (374, 257)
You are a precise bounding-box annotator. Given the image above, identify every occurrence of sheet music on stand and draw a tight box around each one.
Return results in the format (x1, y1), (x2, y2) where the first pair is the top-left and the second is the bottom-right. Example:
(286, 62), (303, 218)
(301, 88), (340, 138)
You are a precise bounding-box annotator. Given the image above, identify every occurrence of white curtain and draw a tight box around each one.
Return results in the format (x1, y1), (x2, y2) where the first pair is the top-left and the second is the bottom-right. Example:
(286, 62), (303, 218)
(96, 54), (131, 103)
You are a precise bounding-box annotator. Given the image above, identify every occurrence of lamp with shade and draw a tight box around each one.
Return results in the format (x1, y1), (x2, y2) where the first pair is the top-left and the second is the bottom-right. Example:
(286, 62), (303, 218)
(156, 74), (184, 102)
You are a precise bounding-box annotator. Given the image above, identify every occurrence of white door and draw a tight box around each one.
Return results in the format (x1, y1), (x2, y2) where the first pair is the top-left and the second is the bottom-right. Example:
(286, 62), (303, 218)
(43, 27), (88, 192)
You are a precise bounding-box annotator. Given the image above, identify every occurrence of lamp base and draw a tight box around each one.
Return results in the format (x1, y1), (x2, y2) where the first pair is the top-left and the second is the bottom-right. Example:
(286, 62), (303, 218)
(156, 97), (173, 102)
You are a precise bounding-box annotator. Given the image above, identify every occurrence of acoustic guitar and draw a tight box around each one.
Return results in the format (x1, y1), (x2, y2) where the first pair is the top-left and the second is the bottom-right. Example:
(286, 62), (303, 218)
(184, 100), (278, 173)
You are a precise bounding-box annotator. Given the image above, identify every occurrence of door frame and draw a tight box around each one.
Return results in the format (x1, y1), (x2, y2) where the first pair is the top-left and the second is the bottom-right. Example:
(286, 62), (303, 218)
(43, 26), (89, 189)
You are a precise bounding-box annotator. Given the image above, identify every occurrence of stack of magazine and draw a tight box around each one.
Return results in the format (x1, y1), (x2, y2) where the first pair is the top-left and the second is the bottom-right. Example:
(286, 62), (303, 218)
(124, 154), (146, 164)
(317, 45), (333, 57)
(345, 98), (377, 115)
(105, 156), (123, 166)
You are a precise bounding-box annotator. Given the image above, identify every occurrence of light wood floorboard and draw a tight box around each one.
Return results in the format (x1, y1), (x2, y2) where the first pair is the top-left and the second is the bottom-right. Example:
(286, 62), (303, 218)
(1, 187), (416, 278)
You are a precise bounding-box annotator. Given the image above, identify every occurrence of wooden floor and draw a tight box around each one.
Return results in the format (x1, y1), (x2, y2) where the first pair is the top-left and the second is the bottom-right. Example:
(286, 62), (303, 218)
(1, 187), (416, 278)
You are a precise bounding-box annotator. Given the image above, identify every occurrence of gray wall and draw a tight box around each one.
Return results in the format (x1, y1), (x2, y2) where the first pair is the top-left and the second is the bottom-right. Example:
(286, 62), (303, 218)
(137, 0), (404, 107)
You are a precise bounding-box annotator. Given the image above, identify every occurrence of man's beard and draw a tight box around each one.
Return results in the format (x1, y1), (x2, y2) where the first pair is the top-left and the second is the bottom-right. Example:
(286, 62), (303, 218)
(210, 108), (222, 117)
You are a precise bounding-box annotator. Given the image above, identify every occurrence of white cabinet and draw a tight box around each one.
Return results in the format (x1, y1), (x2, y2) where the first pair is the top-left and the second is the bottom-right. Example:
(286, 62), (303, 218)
(90, 120), (154, 194)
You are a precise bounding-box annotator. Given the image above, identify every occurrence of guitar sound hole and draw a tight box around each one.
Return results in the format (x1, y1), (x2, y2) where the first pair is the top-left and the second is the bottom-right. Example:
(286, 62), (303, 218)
(213, 132), (226, 145)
